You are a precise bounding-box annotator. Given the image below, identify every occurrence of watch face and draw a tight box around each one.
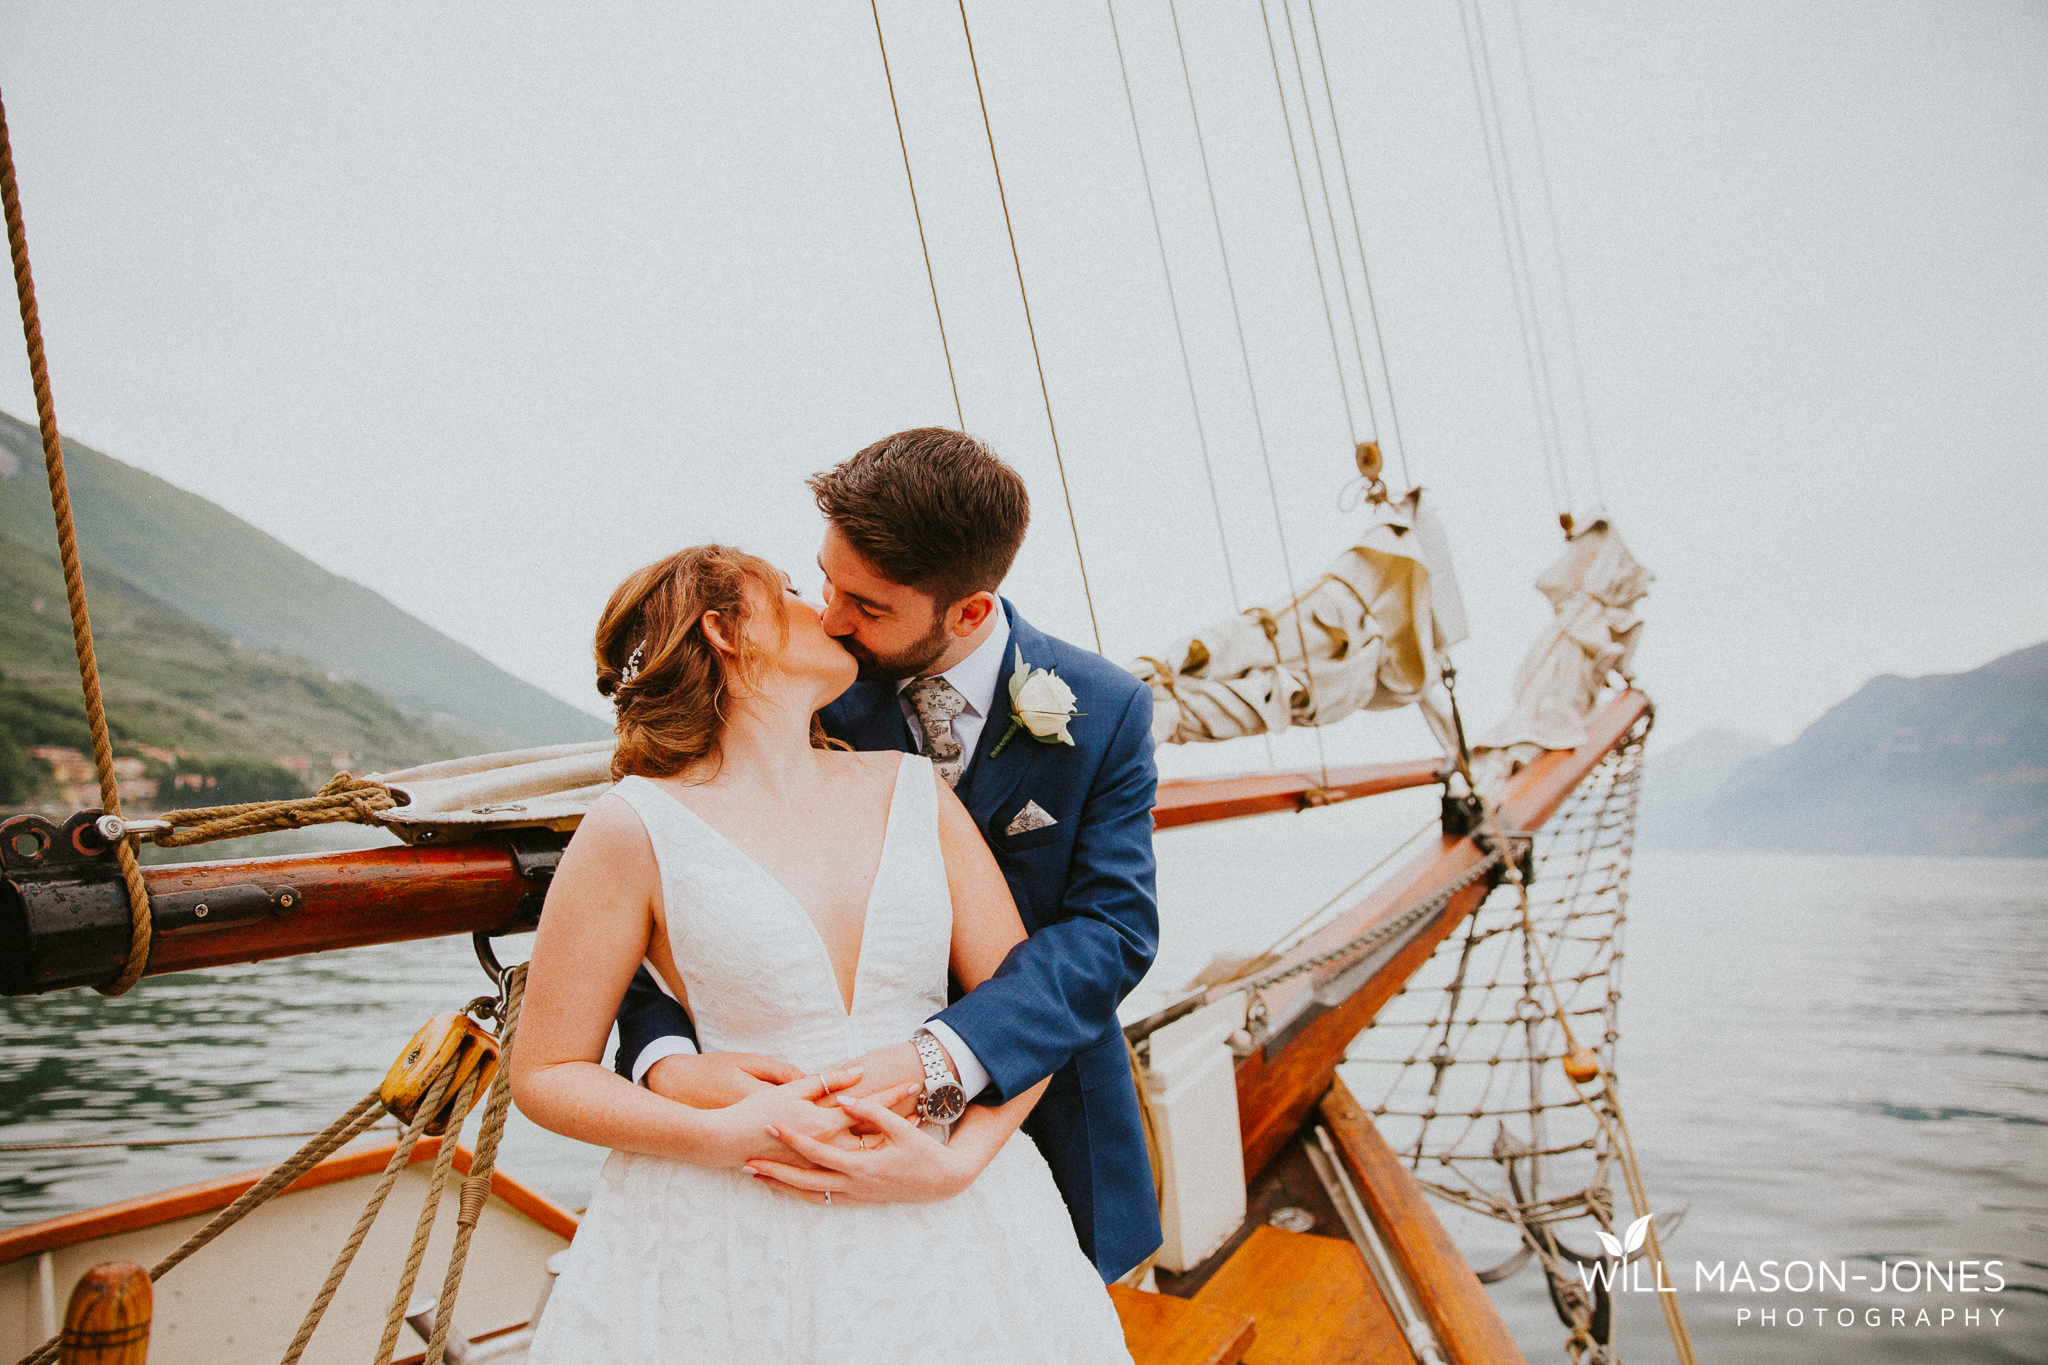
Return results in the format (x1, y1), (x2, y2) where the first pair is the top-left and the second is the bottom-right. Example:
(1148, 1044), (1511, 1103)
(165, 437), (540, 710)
(924, 1083), (967, 1125)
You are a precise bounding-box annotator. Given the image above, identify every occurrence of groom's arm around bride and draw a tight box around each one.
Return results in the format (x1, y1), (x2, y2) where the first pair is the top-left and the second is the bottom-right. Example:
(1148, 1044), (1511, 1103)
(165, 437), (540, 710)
(613, 428), (1164, 1281)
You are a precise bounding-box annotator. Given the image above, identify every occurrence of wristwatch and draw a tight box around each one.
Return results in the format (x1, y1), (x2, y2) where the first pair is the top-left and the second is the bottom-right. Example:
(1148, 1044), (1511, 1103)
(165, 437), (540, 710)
(911, 1029), (967, 1126)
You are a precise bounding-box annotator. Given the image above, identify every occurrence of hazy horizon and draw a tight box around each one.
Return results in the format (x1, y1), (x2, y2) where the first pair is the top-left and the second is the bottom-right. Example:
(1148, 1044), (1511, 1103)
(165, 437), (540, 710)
(1, 0), (2042, 771)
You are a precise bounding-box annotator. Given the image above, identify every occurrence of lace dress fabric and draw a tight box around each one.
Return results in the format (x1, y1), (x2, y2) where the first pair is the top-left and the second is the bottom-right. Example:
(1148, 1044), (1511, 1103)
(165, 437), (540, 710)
(530, 756), (1133, 1364)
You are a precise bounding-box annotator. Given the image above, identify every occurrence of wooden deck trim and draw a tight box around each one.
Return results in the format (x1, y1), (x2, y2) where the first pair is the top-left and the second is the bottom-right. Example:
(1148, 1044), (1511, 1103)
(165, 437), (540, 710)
(0, 1136), (578, 1265)
(1230, 691), (1651, 1177)
(1154, 759), (1442, 829)
(1110, 1285), (1256, 1365)
(1191, 1223), (1411, 1364)
(1320, 1079), (1529, 1365)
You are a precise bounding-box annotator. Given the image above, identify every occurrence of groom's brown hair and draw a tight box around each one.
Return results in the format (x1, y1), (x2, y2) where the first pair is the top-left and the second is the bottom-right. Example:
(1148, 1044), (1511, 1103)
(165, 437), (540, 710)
(807, 428), (1030, 608)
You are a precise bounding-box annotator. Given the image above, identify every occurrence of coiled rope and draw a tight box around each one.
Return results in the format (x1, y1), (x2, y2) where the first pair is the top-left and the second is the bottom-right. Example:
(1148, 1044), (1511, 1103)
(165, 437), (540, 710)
(0, 89), (153, 997)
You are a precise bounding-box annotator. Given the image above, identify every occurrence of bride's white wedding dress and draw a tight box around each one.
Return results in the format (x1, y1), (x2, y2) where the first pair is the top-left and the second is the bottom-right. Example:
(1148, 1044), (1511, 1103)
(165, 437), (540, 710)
(530, 754), (1133, 1364)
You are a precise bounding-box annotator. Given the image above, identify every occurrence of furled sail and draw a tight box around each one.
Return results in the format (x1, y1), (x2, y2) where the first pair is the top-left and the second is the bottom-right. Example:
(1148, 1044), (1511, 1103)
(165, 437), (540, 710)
(369, 740), (613, 838)
(1471, 519), (1651, 785)
(1130, 489), (1469, 755)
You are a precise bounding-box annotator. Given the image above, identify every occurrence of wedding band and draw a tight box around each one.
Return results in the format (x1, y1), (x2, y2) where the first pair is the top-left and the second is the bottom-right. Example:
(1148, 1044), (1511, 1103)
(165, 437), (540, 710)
(824, 1191), (832, 1205)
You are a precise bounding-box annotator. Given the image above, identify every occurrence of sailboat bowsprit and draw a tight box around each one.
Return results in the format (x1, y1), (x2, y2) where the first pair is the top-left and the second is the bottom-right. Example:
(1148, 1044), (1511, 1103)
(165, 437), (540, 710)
(0, 3), (1697, 1360)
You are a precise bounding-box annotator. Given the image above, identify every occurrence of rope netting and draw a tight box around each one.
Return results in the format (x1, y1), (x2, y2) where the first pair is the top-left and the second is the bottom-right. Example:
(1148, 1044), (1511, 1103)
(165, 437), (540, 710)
(1344, 720), (1656, 1362)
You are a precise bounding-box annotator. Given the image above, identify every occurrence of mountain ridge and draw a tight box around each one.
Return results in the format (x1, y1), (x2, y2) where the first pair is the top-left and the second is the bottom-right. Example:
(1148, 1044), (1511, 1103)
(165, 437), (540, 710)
(0, 412), (607, 751)
(0, 532), (472, 806)
(1641, 640), (2048, 857)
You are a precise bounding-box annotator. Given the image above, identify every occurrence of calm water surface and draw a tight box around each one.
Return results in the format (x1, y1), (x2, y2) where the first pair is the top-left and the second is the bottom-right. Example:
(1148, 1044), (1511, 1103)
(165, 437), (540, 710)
(3, 812), (2042, 1362)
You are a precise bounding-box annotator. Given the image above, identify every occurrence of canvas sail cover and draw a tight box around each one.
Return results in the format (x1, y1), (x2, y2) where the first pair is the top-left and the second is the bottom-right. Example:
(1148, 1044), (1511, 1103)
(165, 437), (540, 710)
(1472, 520), (1651, 782)
(1130, 490), (1469, 755)
(368, 739), (614, 837)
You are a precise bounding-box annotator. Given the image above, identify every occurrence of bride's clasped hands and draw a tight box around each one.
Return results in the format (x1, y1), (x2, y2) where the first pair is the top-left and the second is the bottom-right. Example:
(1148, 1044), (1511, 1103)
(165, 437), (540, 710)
(747, 1078), (1049, 1206)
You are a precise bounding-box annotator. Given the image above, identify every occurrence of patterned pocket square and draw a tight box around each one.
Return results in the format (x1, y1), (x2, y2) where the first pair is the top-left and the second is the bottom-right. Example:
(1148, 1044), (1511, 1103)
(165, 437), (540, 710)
(1005, 800), (1057, 836)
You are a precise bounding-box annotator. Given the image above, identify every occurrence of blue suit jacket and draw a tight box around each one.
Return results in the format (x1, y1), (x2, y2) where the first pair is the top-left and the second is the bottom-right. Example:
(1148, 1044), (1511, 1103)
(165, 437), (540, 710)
(611, 603), (1163, 1281)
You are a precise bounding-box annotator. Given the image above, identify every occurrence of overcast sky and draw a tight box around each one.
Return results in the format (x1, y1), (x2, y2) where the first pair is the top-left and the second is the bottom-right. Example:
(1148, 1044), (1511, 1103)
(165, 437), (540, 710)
(1, 0), (2042, 775)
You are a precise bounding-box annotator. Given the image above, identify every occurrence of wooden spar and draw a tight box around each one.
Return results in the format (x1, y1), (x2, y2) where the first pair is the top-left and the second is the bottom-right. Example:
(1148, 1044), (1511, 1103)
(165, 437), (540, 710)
(1, 697), (1632, 995)
(1153, 758), (1441, 829)
(4, 750), (1443, 995)
(1321, 1080), (1530, 1365)
(1229, 691), (1650, 1177)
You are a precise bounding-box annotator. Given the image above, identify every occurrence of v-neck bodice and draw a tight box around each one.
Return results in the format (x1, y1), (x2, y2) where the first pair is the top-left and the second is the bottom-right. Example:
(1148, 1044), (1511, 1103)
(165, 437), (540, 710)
(611, 756), (950, 1072)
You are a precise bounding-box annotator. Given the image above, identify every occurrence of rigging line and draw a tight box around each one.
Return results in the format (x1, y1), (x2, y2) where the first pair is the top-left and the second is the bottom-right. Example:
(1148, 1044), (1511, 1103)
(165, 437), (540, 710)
(1453, 0), (1564, 515)
(1277, 0), (1381, 447)
(1302, 0), (1411, 488)
(1505, 0), (1605, 509)
(1469, 0), (1573, 512)
(955, 0), (1103, 654)
(1256, 0), (1359, 448)
(1104, 0), (1243, 612)
(1167, 0), (1324, 782)
(869, 0), (964, 429)
(1256, 0), (1351, 787)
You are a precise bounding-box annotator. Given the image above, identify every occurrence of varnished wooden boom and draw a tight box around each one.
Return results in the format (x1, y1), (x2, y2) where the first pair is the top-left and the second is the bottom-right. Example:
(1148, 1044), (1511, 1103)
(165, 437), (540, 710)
(1153, 759), (1442, 828)
(0, 695), (1638, 996)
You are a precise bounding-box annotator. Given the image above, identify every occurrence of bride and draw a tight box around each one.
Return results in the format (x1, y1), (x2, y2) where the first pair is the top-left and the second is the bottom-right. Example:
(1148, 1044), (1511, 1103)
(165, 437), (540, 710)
(511, 544), (1133, 1363)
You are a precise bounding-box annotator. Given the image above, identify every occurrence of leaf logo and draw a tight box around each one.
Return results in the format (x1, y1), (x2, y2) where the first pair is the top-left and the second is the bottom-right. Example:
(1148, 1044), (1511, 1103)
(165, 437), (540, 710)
(1595, 1216), (1654, 1260)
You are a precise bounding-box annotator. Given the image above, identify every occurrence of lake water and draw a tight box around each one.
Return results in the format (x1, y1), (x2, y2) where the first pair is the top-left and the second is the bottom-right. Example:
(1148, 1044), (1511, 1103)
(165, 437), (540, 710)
(3, 802), (2042, 1362)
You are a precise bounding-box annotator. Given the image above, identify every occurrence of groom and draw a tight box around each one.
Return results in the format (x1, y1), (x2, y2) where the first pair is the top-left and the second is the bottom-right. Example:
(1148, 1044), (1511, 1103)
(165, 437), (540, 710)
(613, 427), (1163, 1282)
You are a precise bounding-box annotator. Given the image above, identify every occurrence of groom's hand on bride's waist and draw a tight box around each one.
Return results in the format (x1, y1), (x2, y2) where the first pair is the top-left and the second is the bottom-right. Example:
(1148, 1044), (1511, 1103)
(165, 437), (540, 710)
(644, 1051), (807, 1109)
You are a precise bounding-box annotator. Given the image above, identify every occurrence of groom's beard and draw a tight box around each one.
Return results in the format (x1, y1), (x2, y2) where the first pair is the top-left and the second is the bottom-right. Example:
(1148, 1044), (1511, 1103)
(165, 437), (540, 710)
(840, 611), (953, 682)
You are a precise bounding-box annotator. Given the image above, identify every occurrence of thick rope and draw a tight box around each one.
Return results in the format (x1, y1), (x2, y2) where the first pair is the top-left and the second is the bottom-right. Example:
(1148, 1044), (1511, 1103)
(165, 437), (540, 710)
(0, 89), (153, 997)
(12, 1093), (385, 1365)
(278, 1066), (461, 1365)
(151, 772), (396, 848)
(868, 0), (963, 429)
(423, 965), (526, 1365)
(955, 0), (1103, 656)
(372, 1067), (484, 1365)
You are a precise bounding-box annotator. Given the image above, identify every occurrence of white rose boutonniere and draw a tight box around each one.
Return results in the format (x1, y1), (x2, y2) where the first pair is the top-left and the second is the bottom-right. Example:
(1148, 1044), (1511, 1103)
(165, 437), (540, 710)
(988, 647), (1084, 757)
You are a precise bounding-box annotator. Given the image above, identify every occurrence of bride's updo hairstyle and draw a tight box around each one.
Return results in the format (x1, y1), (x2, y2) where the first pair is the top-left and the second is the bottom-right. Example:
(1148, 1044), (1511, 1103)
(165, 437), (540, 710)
(595, 545), (790, 782)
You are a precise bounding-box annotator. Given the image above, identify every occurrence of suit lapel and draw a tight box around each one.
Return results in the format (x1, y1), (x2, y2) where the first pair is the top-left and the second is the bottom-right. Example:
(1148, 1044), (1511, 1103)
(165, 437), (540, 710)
(827, 679), (914, 753)
(958, 602), (1047, 828)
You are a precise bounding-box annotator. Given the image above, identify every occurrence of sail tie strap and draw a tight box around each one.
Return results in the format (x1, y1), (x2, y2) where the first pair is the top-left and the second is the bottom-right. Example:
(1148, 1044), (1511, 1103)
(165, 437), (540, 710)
(0, 89), (154, 997)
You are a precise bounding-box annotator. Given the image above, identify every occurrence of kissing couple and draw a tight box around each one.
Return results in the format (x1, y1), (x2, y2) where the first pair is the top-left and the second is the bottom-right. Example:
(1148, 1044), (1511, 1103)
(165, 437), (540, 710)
(511, 428), (1162, 1362)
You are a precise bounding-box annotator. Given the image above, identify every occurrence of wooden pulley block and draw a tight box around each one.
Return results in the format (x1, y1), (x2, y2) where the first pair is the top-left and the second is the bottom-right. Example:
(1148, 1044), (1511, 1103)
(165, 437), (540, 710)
(381, 1012), (500, 1135)
(1353, 440), (1382, 480)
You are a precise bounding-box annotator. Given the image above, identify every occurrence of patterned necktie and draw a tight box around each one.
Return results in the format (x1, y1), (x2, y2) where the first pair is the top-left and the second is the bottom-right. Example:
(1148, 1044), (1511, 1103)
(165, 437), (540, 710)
(902, 676), (969, 788)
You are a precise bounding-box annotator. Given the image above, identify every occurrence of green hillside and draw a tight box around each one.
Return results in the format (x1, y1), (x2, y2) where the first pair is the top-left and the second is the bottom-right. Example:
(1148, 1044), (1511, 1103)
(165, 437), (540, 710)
(0, 533), (468, 806)
(0, 412), (607, 750)
(1644, 640), (2048, 857)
